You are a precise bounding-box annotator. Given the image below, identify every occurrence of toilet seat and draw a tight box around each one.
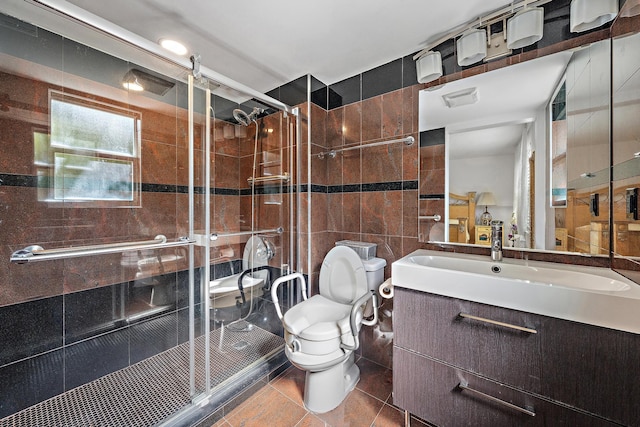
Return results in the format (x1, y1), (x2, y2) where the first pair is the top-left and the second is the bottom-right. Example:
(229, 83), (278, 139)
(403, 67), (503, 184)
(319, 246), (367, 305)
(283, 295), (355, 341)
(282, 247), (368, 366)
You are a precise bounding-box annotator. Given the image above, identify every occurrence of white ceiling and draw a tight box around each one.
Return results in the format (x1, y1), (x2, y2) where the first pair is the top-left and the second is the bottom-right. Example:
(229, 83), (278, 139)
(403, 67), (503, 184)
(419, 50), (573, 132)
(60, 0), (513, 92)
(449, 124), (526, 159)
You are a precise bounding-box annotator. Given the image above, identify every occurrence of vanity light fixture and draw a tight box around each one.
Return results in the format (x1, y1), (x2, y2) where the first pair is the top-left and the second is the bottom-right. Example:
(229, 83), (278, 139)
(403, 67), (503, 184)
(457, 29), (488, 66)
(223, 124), (235, 139)
(442, 87), (479, 108)
(413, 1), (555, 71)
(507, 5), (544, 49)
(416, 51), (443, 84)
(159, 38), (188, 56)
(234, 125), (247, 138)
(570, 0), (618, 33)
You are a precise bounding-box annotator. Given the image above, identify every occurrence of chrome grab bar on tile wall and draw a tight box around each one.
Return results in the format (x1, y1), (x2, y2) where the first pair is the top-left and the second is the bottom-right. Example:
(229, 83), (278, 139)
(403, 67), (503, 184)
(210, 227), (283, 241)
(10, 235), (195, 263)
(316, 136), (415, 159)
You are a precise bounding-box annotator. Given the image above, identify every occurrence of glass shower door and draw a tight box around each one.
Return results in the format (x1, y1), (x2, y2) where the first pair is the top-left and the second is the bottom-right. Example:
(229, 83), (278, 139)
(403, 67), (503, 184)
(0, 12), (205, 424)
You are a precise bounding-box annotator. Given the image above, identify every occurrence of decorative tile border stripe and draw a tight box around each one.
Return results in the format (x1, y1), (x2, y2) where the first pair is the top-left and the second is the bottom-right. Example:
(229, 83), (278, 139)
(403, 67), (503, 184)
(420, 194), (445, 200)
(0, 174), (419, 196)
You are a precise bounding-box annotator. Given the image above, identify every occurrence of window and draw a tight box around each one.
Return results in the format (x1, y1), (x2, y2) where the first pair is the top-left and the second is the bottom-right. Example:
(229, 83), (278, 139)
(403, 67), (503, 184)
(37, 91), (141, 207)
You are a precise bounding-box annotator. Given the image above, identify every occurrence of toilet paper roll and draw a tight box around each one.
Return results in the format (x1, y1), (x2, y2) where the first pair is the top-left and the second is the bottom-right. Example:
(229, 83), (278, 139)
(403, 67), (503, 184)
(378, 278), (394, 299)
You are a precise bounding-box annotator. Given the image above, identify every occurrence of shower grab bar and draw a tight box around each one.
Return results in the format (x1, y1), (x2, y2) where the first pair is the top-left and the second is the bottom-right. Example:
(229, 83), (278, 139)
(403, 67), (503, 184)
(210, 227), (283, 241)
(10, 235), (195, 264)
(247, 173), (290, 185)
(317, 136), (414, 159)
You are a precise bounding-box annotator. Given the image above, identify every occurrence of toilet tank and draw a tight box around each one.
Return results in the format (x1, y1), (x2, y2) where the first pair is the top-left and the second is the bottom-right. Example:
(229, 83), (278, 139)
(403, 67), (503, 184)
(362, 257), (386, 291)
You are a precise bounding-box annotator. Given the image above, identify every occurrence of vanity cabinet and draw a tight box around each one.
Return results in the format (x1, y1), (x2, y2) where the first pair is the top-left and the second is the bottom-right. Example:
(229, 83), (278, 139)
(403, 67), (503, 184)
(393, 287), (640, 426)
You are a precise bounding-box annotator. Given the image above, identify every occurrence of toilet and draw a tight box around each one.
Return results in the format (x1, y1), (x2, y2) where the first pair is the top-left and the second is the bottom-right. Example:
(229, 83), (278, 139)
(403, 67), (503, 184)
(210, 236), (273, 322)
(271, 245), (386, 413)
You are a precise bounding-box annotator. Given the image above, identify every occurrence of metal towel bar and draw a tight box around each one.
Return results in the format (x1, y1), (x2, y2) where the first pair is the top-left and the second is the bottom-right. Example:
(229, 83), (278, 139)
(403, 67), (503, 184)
(210, 227), (283, 241)
(317, 136), (414, 159)
(247, 173), (290, 185)
(10, 235), (195, 263)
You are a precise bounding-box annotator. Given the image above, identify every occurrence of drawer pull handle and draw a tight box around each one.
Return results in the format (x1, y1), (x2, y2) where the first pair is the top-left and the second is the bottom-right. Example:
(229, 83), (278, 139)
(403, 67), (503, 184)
(459, 312), (537, 334)
(458, 382), (536, 417)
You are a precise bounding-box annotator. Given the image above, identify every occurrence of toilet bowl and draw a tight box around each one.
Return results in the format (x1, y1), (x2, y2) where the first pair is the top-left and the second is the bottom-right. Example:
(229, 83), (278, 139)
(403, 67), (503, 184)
(271, 246), (386, 413)
(210, 236), (273, 322)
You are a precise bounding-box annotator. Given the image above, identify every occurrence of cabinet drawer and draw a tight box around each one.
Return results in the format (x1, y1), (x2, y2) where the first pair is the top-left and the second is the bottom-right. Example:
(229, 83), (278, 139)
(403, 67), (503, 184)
(394, 288), (542, 393)
(540, 317), (640, 426)
(393, 347), (618, 427)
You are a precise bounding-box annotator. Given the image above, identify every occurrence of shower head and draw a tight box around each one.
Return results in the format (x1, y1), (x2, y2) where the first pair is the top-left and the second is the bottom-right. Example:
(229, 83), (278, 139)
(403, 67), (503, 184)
(233, 107), (263, 126)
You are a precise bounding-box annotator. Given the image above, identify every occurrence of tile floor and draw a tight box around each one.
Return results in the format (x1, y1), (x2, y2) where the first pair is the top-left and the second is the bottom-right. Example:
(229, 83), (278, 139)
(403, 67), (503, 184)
(210, 357), (432, 427)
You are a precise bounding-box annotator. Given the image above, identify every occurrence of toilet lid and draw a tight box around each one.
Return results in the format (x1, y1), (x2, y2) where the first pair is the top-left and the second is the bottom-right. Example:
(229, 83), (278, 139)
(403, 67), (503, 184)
(319, 246), (367, 305)
(243, 236), (270, 280)
(242, 236), (268, 270)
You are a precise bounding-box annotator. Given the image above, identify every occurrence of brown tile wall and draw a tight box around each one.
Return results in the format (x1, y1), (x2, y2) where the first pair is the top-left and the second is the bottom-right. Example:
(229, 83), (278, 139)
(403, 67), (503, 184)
(305, 86), (420, 367)
(0, 68), (296, 307)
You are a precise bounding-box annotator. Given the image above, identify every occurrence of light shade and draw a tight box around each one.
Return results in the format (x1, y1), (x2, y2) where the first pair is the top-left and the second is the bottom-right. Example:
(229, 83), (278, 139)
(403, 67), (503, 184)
(416, 51), (443, 84)
(442, 87), (478, 108)
(223, 124), (235, 139)
(570, 0), (618, 33)
(457, 29), (487, 66)
(507, 7), (544, 49)
(620, 0), (640, 18)
(477, 192), (497, 206)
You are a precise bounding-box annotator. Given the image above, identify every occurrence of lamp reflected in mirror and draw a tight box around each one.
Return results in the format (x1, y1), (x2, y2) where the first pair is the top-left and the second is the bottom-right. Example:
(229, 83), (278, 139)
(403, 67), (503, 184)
(477, 192), (496, 225)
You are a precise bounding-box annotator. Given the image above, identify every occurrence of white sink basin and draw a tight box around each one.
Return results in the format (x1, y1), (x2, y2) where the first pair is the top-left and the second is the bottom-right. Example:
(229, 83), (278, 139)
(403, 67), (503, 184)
(408, 255), (631, 292)
(392, 250), (640, 334)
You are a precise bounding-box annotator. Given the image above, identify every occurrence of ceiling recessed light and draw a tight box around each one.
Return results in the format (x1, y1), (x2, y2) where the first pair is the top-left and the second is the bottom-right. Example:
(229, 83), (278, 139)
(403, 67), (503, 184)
(159, 38), (188, 56)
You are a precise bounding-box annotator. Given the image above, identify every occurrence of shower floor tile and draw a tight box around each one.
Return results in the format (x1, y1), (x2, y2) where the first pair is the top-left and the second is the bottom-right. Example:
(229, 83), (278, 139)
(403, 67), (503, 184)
(0, 323), (284, 427)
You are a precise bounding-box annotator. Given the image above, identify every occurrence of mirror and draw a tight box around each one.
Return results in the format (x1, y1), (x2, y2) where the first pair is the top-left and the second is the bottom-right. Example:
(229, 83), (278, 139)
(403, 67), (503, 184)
(612, 25), (640, 278)
(418, 39), (611, 255)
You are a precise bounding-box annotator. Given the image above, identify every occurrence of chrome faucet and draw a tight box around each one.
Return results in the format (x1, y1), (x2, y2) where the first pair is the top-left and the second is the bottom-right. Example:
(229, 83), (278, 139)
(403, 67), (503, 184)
(490, 220), (504, 262)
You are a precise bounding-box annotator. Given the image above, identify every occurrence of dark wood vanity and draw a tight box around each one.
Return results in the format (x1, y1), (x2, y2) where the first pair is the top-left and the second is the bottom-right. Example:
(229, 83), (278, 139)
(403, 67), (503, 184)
(393, 287), (640, 426)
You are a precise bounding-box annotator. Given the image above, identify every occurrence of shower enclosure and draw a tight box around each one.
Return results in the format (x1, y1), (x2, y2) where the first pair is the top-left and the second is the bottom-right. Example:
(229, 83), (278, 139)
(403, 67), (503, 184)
(0, 5), (300, 426)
